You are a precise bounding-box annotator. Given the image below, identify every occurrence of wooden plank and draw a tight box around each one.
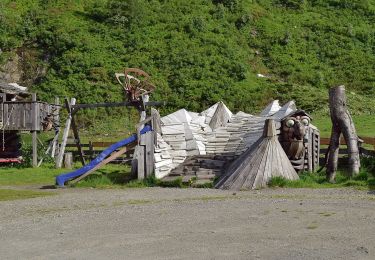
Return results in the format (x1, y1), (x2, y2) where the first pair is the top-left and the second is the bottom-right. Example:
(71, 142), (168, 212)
(71, 101), (164, 114)
(137, 143), (146, 180)
(63, 152), (73, 169)
(320, 137), (374, 146)
(65, 98), (85, 166)
(51, 97), (60, 158)
(31, 93), (38, 167)
(144, 131), (155, 178)
(314, 131), (320, 171)
(56, 98), (76, 168)
(70, 143), (135, 184)
(307, 128), (313, 172)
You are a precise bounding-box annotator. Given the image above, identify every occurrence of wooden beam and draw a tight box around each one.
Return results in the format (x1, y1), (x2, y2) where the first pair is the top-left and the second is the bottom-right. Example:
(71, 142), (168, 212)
(65, 99), (85, 166)
(51, 97), (60, 158)
(31, 93), (38, 167)
(56, 98), (76, 168)
(70, 142), (136, 184)
(71, 101), (165, 115)
(145, 131), (155, 177)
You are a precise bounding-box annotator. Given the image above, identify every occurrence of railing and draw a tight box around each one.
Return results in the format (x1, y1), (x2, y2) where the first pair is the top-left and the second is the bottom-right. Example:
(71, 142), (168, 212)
(320, 136), (375, 157)
(66, 141), (135, 162)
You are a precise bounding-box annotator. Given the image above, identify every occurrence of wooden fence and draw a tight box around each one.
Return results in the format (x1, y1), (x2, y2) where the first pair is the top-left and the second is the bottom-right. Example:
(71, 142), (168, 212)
(66, 141), (135, 163)
(65, 136), (375, 166)
(320, 137), (375, 157)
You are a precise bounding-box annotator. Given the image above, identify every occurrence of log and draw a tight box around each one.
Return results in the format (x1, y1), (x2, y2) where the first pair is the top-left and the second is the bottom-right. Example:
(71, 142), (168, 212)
(31, 93), (38, 167)
(63, 152), (73, 169)
(56, 98), (76, 168)
(326, 86), (360, 182)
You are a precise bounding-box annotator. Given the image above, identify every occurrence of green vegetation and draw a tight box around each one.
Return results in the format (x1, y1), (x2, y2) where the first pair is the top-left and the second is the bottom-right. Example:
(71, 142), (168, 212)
(0, 189), (54, 201)
(268, 166), (375, 190)
(0, 164), (65, 186)
(0, 163), (131, 187)
(312, 114), (375, 137)
(0, 0), (374, 120)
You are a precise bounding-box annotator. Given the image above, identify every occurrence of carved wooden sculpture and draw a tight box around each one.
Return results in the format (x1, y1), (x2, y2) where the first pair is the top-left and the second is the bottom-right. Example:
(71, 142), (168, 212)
(280, 110), (311, 172)
(326, 85), (360, 182)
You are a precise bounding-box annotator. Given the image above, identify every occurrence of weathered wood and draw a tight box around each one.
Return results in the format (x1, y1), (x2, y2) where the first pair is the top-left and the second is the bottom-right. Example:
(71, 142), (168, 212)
(151, 108), (162, 135)
(65, 98), (85, 166)
(63, 152), (73, 169)
(327, 86), (360, 181)
(31, 93), (38, 167)
(216, 119), (298, 190)
(144, 131), (155, 177)
(326, 129), (340, 182)
(70, 144), (135, 184)
(137, 135), (146, 180)
(37, 132), (60, 167)
(56, 98), (76, 168)
(51, 97), (60, 158)
(307, 128), (313, 172)
(71, 101), (165, 115)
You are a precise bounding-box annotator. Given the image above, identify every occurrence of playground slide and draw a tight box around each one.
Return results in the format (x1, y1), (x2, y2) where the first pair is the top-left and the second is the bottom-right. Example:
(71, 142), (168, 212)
(55, 125), (152, 187)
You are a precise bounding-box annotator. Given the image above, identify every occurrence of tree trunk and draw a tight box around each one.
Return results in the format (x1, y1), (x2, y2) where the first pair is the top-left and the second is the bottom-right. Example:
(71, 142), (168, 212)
(327, 85), (360, 181)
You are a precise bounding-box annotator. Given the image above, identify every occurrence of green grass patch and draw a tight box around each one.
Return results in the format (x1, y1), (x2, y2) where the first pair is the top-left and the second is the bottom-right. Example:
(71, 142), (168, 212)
(0, 163), (131, 187)
(70, 164), (134, 188)
(0, 189), (54, 201)
(268, 169), (375, 190)
(312, 114), (375, 138)
(0, 164), (65, 186)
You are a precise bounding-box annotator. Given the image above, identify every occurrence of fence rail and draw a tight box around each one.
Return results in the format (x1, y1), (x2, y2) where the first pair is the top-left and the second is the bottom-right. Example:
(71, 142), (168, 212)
(320, 137), (375, 150)
(320, 136), (375, 157)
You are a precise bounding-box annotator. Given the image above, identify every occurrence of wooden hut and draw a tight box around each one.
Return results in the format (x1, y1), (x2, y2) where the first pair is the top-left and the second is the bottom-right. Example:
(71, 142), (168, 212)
(0, 81), (59, 164)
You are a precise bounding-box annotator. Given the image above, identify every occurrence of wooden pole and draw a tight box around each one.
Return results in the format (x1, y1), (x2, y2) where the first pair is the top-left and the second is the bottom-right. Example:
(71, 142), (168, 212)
(326, 85), (360, 181)
(56, 98), (76, 168)
(31, 93), (38, 167)
(51, 97), (60, 158)
(65, 99), (85, 166)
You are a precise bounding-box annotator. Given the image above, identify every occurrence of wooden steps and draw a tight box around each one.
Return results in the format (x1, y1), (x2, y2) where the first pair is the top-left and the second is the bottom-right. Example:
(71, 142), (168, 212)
(161, 155), (233, 186)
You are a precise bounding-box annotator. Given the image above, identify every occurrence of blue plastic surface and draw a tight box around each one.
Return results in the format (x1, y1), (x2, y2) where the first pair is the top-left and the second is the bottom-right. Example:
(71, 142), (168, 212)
(55, 125), (152, 187)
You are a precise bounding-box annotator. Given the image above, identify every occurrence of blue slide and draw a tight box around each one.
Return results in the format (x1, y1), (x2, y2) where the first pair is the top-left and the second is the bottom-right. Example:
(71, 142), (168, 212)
(56, 125), (152, 187)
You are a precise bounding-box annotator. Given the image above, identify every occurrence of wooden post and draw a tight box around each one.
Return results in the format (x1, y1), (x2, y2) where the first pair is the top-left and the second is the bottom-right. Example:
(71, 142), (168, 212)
(307, 128), (313, 172)
(151, 108), (162, 135)
(63, 152), (73, 169)
(31, 93), (38, 167)
(144, 131), (155, 177)
(137, 134), (146, 180)
(326, 85), (360, 182)
(139, 94), (149, 127)
(56, 98), (76, 168)
(65, 99), (85, 166)
(51, 97), (60, 158)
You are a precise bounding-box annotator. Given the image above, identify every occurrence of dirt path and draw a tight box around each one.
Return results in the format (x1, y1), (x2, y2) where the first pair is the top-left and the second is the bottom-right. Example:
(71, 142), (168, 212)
(0, 187), (374, 259)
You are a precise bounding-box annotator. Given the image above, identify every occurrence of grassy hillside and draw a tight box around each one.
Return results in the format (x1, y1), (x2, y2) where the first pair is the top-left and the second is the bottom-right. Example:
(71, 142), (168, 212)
(0, 0), (374, 119)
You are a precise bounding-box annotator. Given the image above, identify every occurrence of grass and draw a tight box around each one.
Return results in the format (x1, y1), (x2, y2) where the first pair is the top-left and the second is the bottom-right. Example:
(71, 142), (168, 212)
(312, 114), (375, 138)
(0, 163), (132, 187)
(0, 164), (65, 186)
(0, 189), (54, 201)
(268, 169), (375, 190)
(71, 164), (134, 188)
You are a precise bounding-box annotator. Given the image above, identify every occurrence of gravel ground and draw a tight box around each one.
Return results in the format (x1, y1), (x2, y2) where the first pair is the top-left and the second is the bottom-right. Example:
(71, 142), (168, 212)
(0, 187), (374, 260)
